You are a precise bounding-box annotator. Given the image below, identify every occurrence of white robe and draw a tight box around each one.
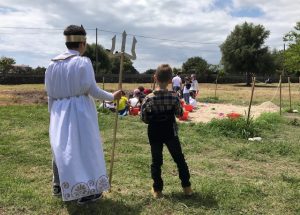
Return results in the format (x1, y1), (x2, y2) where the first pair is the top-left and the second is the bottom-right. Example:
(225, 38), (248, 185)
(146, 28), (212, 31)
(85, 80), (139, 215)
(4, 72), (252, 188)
(45, 49), (113, 201)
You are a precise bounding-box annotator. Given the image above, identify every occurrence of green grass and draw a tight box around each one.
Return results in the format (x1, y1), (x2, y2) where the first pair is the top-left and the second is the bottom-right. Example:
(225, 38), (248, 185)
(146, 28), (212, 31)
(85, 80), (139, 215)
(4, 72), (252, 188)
(1, 105), (300, 214)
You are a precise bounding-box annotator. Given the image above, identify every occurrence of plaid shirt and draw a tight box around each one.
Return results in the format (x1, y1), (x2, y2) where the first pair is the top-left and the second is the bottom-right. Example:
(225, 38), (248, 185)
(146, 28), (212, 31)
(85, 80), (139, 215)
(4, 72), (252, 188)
(140, 90), (183, 124)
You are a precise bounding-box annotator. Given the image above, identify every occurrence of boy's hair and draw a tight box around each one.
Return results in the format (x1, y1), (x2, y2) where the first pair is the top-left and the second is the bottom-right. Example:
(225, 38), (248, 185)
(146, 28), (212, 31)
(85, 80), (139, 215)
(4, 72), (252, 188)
(138, 86), (145, 92)
(189, 91), (195, 97)
(64, 25), (86, 49)
(155, 64), (173, 83)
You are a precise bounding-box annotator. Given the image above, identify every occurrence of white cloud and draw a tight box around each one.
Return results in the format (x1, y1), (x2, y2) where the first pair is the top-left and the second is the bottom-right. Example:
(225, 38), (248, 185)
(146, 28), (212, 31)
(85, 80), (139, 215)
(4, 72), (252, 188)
(0, 0), (299, 71)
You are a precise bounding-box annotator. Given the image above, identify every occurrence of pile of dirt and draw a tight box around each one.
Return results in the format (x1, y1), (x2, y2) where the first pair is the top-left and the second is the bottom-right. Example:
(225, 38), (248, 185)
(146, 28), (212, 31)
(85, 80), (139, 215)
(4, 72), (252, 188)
(182, 101), (279, 123)
(255, 101), (279, 109)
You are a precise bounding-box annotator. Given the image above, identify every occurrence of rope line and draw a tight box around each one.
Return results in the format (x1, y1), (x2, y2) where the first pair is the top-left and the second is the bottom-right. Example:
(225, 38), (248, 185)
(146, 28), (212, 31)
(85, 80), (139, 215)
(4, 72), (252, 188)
(269, 81), (281, 102)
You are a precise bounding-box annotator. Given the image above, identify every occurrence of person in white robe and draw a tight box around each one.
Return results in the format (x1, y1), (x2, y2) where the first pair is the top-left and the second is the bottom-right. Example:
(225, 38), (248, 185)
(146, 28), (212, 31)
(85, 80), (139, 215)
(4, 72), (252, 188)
(45, 25), (121, 204)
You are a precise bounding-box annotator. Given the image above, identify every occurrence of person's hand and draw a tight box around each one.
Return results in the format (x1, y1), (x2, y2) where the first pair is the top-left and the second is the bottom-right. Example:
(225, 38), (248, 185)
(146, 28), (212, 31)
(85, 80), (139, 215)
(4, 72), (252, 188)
(113, 90), (122, 100)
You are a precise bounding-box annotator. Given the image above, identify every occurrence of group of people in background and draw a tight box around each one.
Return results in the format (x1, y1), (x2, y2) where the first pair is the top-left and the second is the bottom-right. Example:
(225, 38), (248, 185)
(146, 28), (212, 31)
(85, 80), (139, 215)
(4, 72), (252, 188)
(100, 86), (153, 115)
(101, 73), (199, 116)
(172, 73), (199, 107)
(100, 73), (199, 115)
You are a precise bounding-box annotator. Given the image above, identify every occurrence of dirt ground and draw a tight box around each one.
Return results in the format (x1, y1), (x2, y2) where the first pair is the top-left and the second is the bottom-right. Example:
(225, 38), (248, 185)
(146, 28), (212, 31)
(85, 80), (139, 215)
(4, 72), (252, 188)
(0, 90), (47, 105)
(182, 101), (280, 123)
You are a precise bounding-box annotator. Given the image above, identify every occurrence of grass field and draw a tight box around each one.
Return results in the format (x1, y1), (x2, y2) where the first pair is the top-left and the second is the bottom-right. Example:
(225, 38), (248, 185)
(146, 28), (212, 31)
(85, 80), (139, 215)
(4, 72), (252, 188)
(0, 83), (300, 214)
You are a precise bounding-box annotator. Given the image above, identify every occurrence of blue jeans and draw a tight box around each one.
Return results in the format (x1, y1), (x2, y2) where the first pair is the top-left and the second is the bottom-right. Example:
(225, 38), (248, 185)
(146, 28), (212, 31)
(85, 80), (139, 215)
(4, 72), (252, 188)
(183, 93), (189, 104)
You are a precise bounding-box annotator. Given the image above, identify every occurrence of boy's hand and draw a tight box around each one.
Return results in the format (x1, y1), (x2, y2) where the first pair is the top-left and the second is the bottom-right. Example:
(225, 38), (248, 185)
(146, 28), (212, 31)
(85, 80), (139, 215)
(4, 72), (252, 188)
(113, 90), (122, 100)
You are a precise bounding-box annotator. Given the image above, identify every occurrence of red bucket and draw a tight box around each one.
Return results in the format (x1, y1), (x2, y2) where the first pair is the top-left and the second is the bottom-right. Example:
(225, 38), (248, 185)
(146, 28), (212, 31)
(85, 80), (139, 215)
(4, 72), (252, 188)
(226, 112), (241, 119)
(130, 107), (140, 116)
(180, 100), (185, 107)
(184, 104), (193, 112)
(179, 111), (189, 121)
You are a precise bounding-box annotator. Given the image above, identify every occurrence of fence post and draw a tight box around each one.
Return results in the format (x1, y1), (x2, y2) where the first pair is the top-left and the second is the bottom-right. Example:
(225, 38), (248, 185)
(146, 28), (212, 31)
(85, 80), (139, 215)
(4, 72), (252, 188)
(247, 76), (256, 125)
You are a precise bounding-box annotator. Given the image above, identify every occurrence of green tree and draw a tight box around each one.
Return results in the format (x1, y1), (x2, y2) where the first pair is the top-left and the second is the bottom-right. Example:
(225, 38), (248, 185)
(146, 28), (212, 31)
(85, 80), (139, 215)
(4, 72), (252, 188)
(182, 57), (209, 75)
(0, 57), (16, 74)
(269, 49), (283, 74)
(143, 69), (156, 74)
(283, 22), (300, 74)
(34, 66), (46, 74)
(220, 22), (271, 85)
(173, 67), (182, 75)
(110, 56), (138, 74)
(208, 64), (220, 74)
(83, 43), (111, 74)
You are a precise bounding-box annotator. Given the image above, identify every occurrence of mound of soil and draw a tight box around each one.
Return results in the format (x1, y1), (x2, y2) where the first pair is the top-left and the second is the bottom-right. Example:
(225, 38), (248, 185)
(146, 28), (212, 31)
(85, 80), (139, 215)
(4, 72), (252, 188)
(184, 101), (279, 123)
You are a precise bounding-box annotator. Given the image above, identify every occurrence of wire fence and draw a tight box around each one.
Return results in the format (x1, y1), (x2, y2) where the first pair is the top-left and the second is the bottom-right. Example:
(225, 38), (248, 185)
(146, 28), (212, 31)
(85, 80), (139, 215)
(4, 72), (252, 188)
(1, 72), (299, 85)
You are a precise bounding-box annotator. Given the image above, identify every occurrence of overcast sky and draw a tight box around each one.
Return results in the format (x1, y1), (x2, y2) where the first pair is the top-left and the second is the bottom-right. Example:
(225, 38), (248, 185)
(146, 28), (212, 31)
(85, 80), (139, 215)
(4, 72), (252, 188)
(0, 0), (299, 72)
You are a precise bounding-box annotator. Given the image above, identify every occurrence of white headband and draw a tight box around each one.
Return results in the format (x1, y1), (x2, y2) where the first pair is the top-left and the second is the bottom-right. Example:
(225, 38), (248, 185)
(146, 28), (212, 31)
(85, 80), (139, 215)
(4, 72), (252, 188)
(65, 35), (86, 42)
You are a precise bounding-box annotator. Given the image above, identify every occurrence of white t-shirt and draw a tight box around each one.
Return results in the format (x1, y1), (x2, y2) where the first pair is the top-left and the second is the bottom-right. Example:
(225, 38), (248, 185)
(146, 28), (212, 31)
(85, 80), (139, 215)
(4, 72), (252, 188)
(183, 86), (190, 94)
(172, 76), (182, 87)
(129, 97), (140, 107)
(189, 97), (197, 108)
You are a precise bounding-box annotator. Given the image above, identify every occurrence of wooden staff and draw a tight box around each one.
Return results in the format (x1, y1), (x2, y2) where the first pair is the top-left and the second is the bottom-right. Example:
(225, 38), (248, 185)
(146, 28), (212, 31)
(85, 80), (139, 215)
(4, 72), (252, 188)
(108, 31), (136, 191)
(279, 75), (282, 115)
(247, 76), (256, 124)
(152, 79), (156, 90)
(102, 76), (105, 89)
(288, 76), (292, 112)
(109, 32), (126, 190)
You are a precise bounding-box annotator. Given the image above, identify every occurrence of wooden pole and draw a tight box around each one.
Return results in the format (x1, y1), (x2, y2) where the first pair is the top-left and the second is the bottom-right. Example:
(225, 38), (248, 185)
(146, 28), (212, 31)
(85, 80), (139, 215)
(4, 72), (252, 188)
(109, 31), (126, 190)
(102, 77), (105, 109)
(214, 74), (218, 98)
(152, 75), (156, 90)
(279, 75), (282, 115)
(247, 76), (256, 124)
(95, 28), (99, 74)
(279, 43), (285, 115)
(288, 76), (292, 111)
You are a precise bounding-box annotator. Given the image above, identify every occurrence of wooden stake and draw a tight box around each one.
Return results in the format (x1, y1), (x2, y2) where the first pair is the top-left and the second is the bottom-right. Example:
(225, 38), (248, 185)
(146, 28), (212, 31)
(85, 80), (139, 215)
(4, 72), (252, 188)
(288, 76), (292, 112)
(247, 76), (256, 124)
(279, 75), (282, 115)
(95, 28), (99, 74)
(102, 77), (105, 109)
(152, 75), (156, 90)
(109, 31), (126, 191)
(214, 75), (218, 98)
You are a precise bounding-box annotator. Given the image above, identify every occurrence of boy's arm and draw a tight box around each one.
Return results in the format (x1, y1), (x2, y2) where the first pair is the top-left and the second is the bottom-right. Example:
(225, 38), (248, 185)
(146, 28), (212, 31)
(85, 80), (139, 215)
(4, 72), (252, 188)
(140, 97), (150, 124)
(175, 97), (183, 117)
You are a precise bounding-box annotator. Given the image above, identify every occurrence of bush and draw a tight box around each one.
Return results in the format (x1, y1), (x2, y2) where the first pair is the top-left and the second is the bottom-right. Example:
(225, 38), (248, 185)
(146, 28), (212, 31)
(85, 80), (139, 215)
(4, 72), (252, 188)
(196, 113), (283, 139)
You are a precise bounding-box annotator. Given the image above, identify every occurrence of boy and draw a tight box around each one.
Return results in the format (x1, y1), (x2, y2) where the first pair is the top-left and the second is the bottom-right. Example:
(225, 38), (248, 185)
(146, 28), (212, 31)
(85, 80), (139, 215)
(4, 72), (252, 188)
(140, 64), (192, 198)
(45, 25), (121, 204)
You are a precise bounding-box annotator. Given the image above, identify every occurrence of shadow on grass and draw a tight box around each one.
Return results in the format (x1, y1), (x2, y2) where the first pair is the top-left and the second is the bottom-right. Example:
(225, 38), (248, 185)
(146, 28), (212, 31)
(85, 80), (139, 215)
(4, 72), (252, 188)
(164, 191), (218, 210)
(65, 197), (140, 215)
